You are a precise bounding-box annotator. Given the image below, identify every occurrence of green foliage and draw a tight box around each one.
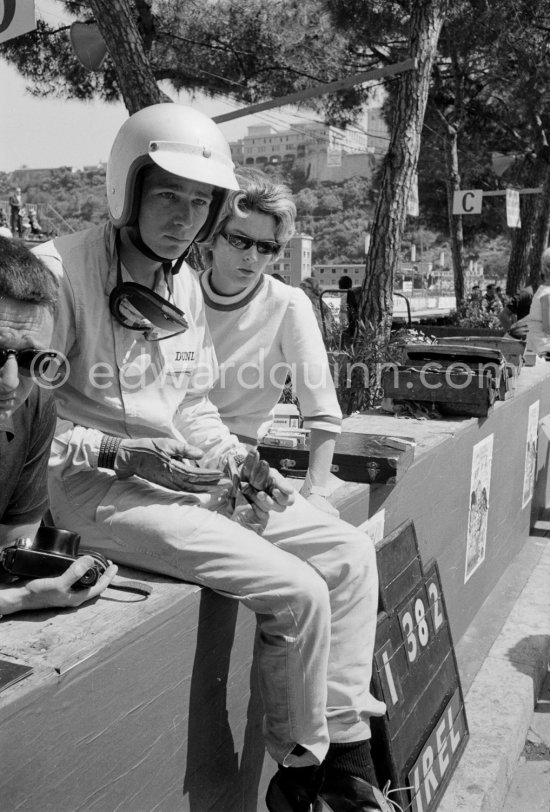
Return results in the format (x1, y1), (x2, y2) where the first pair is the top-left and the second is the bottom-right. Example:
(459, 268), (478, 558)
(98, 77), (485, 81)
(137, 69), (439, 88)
(0, 18), (120, 102)
(292, 177), (374, 263)
(448, 301), (502, 330)
(327, 320), (387, 414)
(0, 167), (109, 233)
(0, 164), (512, 272)
(328, 320), (436, 415)
(294, 188), (317, 216)
(0, 0), (373, 124)
(4, 0), (550, 305)
(475, 235), (510, 278)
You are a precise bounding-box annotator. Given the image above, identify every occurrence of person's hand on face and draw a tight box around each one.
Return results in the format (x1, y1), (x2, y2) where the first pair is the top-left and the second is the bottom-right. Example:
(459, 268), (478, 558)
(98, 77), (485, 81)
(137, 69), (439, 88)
(0, 299), (54, 423)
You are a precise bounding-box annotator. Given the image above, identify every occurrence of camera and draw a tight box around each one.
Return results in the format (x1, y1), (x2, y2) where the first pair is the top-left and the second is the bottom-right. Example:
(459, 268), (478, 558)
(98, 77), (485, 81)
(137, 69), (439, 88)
(0, 527), (108, 589)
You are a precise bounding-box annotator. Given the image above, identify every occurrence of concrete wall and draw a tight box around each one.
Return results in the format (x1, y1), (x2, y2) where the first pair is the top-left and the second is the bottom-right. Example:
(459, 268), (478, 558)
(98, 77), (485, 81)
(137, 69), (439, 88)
(2, 364), (550, 811)
(300, 149), (377, 183)
(337, 363), (550, 643)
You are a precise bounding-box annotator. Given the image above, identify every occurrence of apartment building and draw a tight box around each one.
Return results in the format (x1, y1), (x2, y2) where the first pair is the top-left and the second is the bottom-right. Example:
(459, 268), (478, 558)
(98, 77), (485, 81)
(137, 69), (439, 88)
(269, 233), (313, 286)
(230, 109), (388, 183)
(311, 261), (485, 293)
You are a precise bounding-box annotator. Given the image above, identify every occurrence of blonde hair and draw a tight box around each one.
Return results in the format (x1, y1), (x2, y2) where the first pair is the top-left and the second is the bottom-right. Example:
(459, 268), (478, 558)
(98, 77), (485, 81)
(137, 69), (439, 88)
(212, 167), (296, 250)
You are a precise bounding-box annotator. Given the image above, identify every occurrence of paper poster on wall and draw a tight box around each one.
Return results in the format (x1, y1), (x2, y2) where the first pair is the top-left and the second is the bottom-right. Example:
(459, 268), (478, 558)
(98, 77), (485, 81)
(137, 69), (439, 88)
(465, 434), (494, 583)
(359, 509), (386, 544)
(522, 400), (540, 509)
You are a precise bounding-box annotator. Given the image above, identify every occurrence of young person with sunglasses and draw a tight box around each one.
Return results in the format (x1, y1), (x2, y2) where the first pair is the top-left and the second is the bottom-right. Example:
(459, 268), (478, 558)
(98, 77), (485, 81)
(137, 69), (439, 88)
(0, 237), (117, 617)
(200, 168), (342, 517)
(34, 105), (388, 812)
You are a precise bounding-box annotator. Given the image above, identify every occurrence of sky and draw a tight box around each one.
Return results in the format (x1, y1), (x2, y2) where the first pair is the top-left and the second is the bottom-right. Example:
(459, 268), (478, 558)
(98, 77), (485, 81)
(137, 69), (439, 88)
(0, 60), (253, 173)
(0, 0), (313, 174)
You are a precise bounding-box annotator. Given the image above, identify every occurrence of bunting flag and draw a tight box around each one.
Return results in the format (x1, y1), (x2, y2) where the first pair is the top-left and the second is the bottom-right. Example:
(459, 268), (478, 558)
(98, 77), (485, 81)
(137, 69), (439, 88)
(506, 188), (521, 228)
(491, 152), (521, 177)
(70, 21), (108, 72)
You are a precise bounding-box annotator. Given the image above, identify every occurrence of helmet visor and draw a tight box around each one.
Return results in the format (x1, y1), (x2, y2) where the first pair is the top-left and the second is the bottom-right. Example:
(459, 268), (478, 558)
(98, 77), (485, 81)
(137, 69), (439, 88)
(148, 140), (240, 192)
(109, 282), (188, 341)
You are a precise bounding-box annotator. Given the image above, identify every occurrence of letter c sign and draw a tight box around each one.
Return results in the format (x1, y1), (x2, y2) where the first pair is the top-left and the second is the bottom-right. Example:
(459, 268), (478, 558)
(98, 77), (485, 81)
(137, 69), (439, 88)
(0, 1), (16, 34)
(452, 190), (483, 215)
(0, 0), (36, 43)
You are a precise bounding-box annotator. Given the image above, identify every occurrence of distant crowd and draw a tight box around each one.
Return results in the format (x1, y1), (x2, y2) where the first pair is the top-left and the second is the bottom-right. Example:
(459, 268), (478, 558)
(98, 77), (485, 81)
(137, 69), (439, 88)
(327, 275), (540, 350)
(468, 281), (534, 335)
(0, 185), (50, 241)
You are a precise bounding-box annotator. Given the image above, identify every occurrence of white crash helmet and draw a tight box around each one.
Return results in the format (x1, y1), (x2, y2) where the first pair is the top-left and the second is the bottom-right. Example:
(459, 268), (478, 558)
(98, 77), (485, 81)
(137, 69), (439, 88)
(106, 103), (239, 242)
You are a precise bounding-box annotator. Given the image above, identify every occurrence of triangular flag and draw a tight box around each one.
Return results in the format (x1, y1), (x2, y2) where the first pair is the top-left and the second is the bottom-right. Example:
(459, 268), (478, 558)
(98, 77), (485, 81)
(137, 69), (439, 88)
(70, 21), (108, 71)
(491, 152), (518, 177)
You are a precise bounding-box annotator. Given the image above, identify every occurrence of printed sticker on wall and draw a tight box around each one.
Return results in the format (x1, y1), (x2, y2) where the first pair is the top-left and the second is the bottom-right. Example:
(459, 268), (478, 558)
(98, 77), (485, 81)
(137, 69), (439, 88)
(522, 400), (540, 509)
(358, 509), (386, 544)
(465, 434), (494, 583)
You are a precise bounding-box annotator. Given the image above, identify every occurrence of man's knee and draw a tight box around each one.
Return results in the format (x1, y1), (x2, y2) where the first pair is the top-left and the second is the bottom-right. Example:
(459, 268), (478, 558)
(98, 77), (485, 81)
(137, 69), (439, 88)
(328, 533), (378, 595)
(285, 563), (331, 618)
(336, 526), (377, 566)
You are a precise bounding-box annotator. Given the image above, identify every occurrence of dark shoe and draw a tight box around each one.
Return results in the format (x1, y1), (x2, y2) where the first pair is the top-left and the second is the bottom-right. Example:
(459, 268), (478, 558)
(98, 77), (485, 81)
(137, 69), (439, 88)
(315, 767), (394, 812)
(266, 764), (325, 812)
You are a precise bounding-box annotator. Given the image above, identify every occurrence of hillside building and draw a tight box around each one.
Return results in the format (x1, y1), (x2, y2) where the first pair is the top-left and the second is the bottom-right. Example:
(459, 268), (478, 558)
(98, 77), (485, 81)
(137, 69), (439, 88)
(229, 109), (389, 183)
(5, 162), (106, 189)
(269, 233), (313, 286)
(311, 260), (485, 293)
(7, 167), (74, 187)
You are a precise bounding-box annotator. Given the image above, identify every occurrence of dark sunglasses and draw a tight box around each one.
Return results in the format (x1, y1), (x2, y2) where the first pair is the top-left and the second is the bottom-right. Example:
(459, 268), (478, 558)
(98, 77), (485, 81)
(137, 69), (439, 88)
(0, 348), (63, 382)
(221, 231), (281, 256)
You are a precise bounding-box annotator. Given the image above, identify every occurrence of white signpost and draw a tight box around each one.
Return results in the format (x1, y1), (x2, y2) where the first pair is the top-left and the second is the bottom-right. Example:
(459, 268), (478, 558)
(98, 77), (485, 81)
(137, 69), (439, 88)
(506, 189), (521, 228)
(453, 187), (539, 221)
(0, 0), (36, 44)
(452, 189), (483, 215)
(407, 173), (419, 217)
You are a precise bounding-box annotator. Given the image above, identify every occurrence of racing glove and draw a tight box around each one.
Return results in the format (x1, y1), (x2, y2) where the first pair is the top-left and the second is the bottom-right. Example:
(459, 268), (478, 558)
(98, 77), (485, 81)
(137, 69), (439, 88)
(98, 435), (223, 493)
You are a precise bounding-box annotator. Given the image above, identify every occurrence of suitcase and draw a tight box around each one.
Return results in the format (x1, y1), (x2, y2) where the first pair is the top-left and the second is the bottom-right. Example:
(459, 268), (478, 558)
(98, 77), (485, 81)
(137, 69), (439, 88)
(382, 343), (505, 417)
(381, 365), (498, 418)
(258, 432), (415, 484)
(436, 335), (525, 369)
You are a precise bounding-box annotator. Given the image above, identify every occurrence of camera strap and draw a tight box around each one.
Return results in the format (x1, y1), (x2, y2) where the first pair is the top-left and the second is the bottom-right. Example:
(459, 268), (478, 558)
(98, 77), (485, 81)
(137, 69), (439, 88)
(109, 578), (153, 597)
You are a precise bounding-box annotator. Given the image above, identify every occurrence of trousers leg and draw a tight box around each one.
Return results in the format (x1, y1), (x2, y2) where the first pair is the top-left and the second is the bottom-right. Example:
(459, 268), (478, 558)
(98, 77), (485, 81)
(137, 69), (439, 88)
(49, 469), (385, 766)
(49, 470), (332, 766)
(262, 493), (386, 753)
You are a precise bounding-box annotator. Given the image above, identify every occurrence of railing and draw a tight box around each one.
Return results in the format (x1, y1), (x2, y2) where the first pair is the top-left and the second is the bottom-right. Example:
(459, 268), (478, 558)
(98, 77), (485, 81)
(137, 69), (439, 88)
(319, 288), (415, 346)
(41, 203), (75, 234)
(393, 291), (412, 327)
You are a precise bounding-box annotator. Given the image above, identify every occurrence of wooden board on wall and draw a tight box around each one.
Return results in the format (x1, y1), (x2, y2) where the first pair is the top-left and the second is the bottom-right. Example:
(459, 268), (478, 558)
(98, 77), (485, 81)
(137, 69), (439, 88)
(375, 521), (423, 614)
(371, 523), (469, 812)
